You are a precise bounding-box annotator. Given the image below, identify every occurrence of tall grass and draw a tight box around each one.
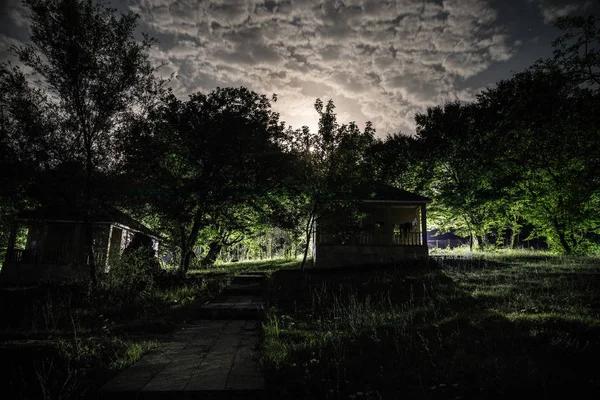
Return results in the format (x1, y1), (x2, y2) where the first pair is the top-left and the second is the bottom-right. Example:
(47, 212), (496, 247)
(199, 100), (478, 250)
(0, 255), (264, 399)
(262, 253), (600, 399)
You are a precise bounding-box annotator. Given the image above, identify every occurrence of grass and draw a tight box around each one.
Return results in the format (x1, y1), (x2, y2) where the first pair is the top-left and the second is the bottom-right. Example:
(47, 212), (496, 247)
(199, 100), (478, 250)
(188, 257), (303, 277)
(5, 253), (597, 399)
(0, 257), (295, 399)
(262, 252), (600, 399)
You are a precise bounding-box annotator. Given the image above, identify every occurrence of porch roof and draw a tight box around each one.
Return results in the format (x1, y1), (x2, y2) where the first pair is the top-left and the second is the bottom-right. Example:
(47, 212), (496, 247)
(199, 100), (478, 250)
(18, 204), (160, 239)
(354, 182), (431, 204)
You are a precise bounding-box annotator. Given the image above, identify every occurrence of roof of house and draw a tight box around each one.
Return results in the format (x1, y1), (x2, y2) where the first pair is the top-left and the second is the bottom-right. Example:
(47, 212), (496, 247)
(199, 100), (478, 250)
(354, 182), (431, 203)
(19, 204), (160, 238)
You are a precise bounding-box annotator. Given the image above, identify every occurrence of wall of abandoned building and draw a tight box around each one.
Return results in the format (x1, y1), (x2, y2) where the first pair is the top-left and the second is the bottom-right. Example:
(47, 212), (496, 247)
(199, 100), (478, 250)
(313, 202), (428, 268)
(1, 223), (136, 284)
(314, 244), (428, 268)
(0, 263), (89, 285)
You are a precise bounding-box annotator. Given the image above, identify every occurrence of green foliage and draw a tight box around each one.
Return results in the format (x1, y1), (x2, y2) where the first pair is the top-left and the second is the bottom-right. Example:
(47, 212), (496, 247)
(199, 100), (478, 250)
(102, 248), (161, 303)
(280, 99), (376, 269)
(394, 17), (600, 254)
(123, 87), (287, 273)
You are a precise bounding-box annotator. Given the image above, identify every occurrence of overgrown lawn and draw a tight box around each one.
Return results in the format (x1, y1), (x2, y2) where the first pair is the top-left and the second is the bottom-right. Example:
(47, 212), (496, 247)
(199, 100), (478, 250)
(0, 258), (295, 399)
(262, 252), (600, 399)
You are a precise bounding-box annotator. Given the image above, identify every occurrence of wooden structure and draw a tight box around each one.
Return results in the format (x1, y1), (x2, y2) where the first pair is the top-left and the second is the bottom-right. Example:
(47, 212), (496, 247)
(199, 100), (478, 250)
(313, 183), (431, 267)
(1, 205), (160, 284)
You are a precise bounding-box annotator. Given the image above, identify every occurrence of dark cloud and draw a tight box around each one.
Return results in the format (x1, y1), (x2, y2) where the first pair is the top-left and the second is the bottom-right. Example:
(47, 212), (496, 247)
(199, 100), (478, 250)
(528, 0), (599, 23)
(0, 0), (585, 135)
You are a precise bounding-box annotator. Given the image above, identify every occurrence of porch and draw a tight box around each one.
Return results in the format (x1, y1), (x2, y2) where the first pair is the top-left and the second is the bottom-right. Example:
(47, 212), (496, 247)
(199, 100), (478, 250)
(318, 231), (424, 246)
(6, 248), (107, 267)
(313, 198), (430, 268)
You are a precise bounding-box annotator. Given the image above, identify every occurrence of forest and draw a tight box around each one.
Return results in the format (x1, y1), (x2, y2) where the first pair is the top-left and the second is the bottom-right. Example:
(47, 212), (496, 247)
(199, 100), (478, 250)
(1, 0), (599, 283)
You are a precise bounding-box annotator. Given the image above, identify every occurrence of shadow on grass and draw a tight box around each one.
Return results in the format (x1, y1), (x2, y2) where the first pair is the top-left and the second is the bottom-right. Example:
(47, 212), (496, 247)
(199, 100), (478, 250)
(263, 257), (600, 400)
(0, 269), (227, 399)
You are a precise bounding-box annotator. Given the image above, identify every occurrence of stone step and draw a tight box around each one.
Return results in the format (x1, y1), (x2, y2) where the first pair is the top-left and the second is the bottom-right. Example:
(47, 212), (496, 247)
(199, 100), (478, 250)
(197, 295), (264, 320)
(230, 275), (265, 285)
(222, 281), (264, 295)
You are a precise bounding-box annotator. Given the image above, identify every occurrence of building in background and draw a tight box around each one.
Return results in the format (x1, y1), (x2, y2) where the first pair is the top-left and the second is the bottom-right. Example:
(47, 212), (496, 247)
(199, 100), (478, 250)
(1, 205), (160, 284)
(313, 183), (430, 268)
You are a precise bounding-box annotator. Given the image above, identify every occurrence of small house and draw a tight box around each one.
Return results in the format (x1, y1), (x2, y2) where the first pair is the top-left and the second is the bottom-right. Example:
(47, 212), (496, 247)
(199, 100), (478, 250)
(1, 204), (160, 284)
(313, 183), (431, 267)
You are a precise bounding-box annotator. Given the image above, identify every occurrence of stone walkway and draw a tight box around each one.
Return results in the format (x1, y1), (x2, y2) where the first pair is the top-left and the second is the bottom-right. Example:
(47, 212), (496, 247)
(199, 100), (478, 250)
(101, 273), (266, 399)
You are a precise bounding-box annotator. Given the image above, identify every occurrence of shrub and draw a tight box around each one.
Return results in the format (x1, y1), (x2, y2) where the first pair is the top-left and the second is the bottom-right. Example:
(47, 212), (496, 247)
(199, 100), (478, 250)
(103, 248), (161, 303)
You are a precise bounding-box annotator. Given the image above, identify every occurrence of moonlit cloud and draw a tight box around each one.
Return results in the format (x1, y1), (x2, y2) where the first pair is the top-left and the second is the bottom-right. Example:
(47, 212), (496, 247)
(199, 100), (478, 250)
(529, 0), (598, 23)
(0, 0), (593, 136)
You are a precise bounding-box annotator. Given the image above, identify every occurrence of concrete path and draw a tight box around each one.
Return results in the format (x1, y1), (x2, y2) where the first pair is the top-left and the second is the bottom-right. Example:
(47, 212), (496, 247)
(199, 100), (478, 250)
(102, 273), (266, 399)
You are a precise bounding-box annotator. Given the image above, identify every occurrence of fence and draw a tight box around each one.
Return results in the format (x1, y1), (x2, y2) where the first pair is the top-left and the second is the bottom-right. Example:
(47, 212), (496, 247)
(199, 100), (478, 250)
(319, 231), (423, 246)
(427, 239), (467, 249)
(8, 248), (105, 266)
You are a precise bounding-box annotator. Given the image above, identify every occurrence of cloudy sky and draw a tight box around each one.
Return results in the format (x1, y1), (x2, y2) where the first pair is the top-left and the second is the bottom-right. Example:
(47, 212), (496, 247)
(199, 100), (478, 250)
(1, 0), (597, 136)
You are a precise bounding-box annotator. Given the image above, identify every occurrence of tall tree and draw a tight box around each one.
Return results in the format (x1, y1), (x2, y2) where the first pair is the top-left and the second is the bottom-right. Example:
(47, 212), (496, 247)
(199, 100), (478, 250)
(479, 60), (600, 253)
(552, 15), (600, 90)
(282, 100), (375, 270)
(124, 87), (286, 273)
(0, 65), (54, 264)
(5, 0), (161, 286)
(414, 102), (504, 249)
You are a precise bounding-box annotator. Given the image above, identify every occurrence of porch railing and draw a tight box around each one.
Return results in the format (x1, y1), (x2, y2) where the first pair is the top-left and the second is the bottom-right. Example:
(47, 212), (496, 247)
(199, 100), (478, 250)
(319, 231), (423, 246)
(393, 232), (422, 246)
(8, 249), (105, 266)
(9, 249), (70, 265)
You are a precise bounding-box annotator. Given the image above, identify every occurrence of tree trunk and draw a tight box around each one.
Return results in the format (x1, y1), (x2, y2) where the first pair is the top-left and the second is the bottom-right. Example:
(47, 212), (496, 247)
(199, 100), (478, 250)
(300, 205), (316, 272)
(510, 230), (517, 249)
(84, 147), (98, 290)
(179, 208), (204, 274)
(179, 227), (188, 274)
(476, 234), (485, 251)
(201, 241), (222, 267)
(553, 217), (572, 254)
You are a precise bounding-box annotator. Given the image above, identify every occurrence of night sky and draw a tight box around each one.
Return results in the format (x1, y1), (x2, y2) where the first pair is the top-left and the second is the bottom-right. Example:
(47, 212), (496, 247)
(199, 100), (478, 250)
(1, 0), (597, 137)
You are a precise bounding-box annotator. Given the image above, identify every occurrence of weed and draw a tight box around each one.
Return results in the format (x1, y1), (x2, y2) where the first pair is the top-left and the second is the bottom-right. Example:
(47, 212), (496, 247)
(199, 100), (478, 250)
(263, 253), (600, 399)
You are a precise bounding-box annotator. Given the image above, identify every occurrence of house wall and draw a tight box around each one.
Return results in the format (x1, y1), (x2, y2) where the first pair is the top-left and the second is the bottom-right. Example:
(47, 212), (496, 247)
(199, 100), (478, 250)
(313, 202), (427, 268)
(0, 263), (89, 285)
(314, 244), (428, 268)
(107, 227), (123, 267)
(1, 223), (112, 284)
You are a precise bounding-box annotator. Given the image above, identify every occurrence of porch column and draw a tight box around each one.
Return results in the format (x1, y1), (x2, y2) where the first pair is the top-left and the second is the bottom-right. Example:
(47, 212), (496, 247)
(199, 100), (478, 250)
(385, 203), (392, 245)
(105, 225), (113, 272)
(421, 204), (427, 246)
(3, 222), (18, 265)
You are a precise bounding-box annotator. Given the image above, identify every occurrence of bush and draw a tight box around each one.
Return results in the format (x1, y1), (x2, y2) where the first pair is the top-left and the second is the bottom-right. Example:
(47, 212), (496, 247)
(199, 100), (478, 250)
(103, 248), (161, 303)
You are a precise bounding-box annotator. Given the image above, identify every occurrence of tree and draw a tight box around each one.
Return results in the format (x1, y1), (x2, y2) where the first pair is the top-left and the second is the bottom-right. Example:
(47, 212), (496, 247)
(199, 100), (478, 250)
(0, 65), (52, 265)
(281, 100), (375, 270)
(414, 102), (505, 250)
(125, 87), (286, 273)
(5, 0), (161, 286)
(479, 60), (600, 253)
(553, 15), (600, 91)
(367, 133), (423, 191)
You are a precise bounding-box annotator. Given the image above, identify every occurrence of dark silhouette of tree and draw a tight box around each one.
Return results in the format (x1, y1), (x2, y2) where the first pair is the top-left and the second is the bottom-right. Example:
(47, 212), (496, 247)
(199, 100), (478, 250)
(124, 87), (285, 273)
(3, 0), (162, 286)
(553, 15), (600, 90)
(281, 99), (375, 270)
(414, 102), (504, 250)
(0, 65), (54, 263)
